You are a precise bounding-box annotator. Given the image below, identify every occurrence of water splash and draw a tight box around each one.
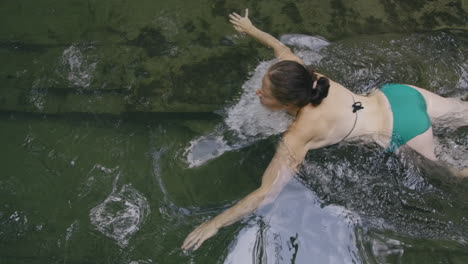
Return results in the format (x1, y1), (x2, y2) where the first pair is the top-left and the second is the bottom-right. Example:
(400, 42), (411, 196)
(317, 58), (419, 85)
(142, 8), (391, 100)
(184, 35), (330, 167)
(297, 143), (467, 244)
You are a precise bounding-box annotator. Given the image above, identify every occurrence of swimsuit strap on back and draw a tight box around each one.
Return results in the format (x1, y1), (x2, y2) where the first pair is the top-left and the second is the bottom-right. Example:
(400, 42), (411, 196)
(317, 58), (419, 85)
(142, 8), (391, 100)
(340, 93), (364, 142)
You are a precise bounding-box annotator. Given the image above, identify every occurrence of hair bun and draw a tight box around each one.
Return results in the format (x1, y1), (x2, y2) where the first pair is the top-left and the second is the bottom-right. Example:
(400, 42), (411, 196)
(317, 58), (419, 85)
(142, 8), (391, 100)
(309, 76), (330, 106)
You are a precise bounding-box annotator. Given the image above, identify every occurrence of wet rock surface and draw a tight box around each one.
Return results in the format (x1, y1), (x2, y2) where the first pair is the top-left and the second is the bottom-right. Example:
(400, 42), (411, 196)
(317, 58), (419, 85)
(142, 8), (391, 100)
(0, 0), (467, 114)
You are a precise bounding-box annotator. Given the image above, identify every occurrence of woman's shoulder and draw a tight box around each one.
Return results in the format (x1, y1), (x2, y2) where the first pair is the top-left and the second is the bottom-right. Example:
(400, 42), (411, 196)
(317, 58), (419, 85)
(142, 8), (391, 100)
(289, 106), (330, 139)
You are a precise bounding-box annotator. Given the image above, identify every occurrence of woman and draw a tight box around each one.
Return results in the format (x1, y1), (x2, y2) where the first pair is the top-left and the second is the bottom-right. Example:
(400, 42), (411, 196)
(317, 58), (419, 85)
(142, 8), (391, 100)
(181, 8), (468, 251)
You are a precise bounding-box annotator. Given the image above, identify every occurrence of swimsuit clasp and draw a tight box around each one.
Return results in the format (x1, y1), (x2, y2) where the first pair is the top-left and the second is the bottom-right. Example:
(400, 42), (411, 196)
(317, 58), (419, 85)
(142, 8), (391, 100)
(352, 102), (364, 113)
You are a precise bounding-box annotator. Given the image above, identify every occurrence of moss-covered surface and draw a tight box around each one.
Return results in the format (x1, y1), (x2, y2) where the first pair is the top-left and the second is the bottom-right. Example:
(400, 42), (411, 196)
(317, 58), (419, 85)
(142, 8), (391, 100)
(0, 0), (467, 114)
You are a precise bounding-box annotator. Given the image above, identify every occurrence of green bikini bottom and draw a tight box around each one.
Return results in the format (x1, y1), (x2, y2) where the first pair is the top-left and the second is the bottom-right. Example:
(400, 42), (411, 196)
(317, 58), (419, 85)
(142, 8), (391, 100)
(380, 83), (431, 152)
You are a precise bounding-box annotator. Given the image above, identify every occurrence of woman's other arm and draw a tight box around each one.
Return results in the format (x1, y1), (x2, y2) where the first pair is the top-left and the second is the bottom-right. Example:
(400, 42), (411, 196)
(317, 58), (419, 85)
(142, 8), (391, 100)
(181, 126), (316, 251)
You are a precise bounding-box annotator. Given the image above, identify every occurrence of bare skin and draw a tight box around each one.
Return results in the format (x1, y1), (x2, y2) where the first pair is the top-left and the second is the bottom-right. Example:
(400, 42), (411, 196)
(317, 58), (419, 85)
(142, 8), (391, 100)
(181, 8), (468, 251)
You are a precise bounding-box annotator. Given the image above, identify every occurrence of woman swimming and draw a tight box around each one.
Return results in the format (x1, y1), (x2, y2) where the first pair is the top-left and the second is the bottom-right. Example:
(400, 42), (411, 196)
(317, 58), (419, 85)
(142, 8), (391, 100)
(181, 8), (468, 251)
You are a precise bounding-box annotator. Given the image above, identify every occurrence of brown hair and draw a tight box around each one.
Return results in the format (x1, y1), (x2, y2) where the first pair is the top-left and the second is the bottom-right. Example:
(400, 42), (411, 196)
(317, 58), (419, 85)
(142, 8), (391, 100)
(267, 60), (330, 107)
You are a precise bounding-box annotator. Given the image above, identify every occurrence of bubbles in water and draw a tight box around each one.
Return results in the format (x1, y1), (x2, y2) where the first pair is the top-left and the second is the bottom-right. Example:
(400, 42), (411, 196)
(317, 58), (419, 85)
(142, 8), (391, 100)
(65, 220), (79, 243)
(29, 78), (46, 111)
(434, 132), (468, 169)
(0, 211), (29, 239)
(456, 63), (468, 90)
(90, 175), (150, 247)
(61, 44), (97, 88)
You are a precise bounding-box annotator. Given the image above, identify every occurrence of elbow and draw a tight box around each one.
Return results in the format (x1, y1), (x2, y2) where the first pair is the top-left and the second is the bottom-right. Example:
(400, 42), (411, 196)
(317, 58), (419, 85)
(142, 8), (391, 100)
(256, 188), (278, 207)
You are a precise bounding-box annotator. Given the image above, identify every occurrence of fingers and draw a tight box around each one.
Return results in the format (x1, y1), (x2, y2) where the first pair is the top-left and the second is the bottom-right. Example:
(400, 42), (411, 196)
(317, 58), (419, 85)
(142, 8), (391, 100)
(231, 12), (242, 19)
(182, 228), (201, 250)
(245, 8), (249, 17)
(193, 237), (207, 251)
(182, 233), (201, 250)
(229, 14), (241, 25)
(182, 230), (207, 251)
(182, 233), (206, 251)
(229, 18), (240, 25)
(229, 15), (242, 25)
(181, 221), (218, 251)
(184, 237), (200, 251)
(233, 25), (242, 32)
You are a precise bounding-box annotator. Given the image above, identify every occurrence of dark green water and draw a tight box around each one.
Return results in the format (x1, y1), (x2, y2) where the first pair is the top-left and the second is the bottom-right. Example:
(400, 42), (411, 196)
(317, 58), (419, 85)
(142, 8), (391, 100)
(1, 1), (468, 263)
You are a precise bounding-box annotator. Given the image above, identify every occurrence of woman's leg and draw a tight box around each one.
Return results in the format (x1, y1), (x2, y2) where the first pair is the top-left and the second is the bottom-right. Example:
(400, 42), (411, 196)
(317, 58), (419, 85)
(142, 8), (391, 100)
(407, 85), (468, 128)
(405, 126), (437, 161)
(406, 126), (468, 178)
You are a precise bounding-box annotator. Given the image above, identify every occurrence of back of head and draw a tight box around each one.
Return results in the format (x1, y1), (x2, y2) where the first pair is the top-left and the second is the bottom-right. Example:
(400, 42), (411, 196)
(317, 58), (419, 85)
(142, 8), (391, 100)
(267, 60), (330, 107)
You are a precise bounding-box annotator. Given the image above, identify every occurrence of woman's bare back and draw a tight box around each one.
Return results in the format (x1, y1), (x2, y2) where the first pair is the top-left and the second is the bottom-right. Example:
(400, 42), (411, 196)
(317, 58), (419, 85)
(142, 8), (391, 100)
(295, 81), (394, 149)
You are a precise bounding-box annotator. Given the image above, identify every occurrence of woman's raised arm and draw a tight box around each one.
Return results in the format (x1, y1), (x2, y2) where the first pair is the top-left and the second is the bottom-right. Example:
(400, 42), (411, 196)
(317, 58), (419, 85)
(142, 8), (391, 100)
(228, 8), (305, 64)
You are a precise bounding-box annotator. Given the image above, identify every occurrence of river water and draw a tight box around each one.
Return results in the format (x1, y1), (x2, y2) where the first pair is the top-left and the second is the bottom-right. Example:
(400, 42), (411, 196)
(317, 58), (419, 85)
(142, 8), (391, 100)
(1, 1), (468, 263)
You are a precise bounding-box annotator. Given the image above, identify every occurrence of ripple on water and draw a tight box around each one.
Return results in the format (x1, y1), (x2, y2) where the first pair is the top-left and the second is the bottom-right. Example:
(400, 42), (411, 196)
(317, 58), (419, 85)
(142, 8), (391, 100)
(89, 180), (150, 247)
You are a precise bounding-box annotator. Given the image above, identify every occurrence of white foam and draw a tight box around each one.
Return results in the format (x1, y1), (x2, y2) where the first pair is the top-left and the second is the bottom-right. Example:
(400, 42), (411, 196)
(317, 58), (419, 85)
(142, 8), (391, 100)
(184, 131), (232, 168)
(29, 78), (46, 111)
(184, 35), (330, 167)
(224, 61), (293, 139)
(280, 34), (330, 52)
(456, 63), (468, 90)
(65, 220), (79, 243)
(62, 45), (97, 88)
(434, 136), (468, 169)
(370, 234), (405, 262)
(89, 173), (150, 247)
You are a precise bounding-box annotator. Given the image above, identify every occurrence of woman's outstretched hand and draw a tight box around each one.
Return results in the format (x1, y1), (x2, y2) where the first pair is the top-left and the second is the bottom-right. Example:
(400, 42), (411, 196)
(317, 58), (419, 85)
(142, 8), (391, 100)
(181, 219), (219, 251)
(229, 8), (254, 34)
